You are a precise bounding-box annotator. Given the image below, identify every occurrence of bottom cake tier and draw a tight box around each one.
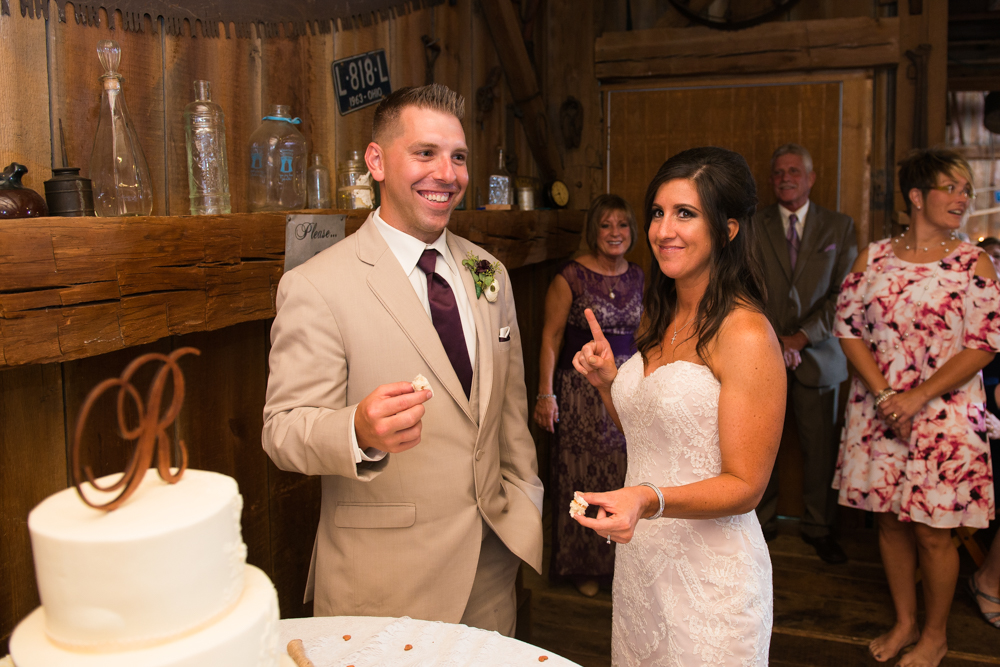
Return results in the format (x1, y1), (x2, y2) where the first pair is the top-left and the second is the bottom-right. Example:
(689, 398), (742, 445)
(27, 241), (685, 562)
(10, 565), (280, 667)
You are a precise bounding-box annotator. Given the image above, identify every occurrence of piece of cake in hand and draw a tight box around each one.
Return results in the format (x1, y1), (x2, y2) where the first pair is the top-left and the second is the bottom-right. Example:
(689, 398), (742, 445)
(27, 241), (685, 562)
(411, 374), (432, 397)
(569, 491), (589, 517)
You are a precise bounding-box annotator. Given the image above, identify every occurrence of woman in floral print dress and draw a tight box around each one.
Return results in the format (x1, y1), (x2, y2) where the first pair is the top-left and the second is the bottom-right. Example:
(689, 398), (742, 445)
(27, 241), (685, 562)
(834, 148), (999, 667)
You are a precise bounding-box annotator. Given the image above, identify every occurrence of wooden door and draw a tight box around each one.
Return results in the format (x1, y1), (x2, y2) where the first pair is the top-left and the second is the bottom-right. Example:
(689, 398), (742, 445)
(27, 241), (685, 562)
(605, 72), (872, 272)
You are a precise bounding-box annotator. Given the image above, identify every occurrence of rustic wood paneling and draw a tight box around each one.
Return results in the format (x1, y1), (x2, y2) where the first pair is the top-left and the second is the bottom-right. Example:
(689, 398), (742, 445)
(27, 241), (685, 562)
(478, 0), (560, 182)
(893, 0), (948, 216)
(174, 322), (273, 578)
(841, 74), (874, 249)
(433, 1), (475, 210)
(162, 24), (257, 214)
(608, 80), (844, 270)
(333, 20), (390, 193)
(0, 364), (65, 650)
(510, 259), (566, 488)
(267, 465), (321, 619)
(470, 0), (504, 210)
(259, 29), (318, 161)
(49, 10), (167, 214)
(546, 0), (603, 211)
(0, 11), (51, 196)
(595, 17), (899, 81)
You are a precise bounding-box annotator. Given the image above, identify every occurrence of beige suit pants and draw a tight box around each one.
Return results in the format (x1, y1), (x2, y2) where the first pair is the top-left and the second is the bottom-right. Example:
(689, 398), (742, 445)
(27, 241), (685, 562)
(459, 522), (520, 637)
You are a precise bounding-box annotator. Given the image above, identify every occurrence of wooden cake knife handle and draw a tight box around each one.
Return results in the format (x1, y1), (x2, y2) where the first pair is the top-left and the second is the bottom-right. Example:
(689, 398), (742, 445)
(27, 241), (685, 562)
(286, 639), (316, 667)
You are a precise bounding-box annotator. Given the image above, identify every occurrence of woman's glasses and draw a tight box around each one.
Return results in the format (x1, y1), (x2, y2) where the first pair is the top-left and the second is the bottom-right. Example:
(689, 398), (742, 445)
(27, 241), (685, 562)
(929, 183), (976, 200)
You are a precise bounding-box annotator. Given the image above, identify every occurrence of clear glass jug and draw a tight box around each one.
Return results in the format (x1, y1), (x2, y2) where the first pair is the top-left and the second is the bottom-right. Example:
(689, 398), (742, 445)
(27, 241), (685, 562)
(90, 40), (153, 217)
(247, 105), (307, 212)
(184, 80), (231, 215)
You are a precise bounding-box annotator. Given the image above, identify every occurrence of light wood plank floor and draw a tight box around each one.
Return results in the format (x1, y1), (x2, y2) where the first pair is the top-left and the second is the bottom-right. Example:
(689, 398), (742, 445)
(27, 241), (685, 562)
(521, 515), (1000, 666)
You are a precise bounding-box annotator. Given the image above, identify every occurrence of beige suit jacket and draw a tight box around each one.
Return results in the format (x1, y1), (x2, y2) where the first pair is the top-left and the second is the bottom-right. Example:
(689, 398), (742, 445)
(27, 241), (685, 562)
(758, 201), (858, 387)
(262, 215), (544, 622)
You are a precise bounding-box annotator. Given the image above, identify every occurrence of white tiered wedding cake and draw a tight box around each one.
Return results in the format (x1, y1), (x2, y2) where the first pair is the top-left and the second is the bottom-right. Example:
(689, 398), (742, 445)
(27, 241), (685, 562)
(10, 468), (286, 666)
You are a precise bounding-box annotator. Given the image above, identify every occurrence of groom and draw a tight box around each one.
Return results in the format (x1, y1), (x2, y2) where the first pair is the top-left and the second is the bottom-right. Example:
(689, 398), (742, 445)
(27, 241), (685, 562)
(261, 84), (543, 636)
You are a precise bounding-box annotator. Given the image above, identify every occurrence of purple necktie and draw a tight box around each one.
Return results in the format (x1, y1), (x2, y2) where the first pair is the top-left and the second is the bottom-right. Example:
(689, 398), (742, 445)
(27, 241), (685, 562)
(786, 213), (800, 270)
(417, 249), (473, 398)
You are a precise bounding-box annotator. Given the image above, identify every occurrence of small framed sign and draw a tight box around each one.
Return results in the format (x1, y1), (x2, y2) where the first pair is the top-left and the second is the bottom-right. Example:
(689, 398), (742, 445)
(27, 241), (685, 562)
(332, 49), (391, 116)
(284, 214), (347, 272)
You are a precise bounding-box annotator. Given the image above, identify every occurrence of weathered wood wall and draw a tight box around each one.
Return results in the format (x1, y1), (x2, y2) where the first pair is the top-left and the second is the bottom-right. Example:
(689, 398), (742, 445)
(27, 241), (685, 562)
(0, 0), (957, 651)
(0, 0), (598, 650)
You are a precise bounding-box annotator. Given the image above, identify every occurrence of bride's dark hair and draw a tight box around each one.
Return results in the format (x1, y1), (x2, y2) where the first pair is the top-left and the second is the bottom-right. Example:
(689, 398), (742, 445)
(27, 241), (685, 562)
(634, 146), (767, 363)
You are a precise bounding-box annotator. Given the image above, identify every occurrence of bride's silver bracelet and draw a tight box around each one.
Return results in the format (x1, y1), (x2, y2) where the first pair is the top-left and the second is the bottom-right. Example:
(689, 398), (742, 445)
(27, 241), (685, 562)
(639, 482), (664, 520)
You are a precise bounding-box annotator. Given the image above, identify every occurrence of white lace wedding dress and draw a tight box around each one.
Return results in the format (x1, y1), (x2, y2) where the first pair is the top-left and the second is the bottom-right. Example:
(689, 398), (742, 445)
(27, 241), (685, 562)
(609, 355), (772, 667)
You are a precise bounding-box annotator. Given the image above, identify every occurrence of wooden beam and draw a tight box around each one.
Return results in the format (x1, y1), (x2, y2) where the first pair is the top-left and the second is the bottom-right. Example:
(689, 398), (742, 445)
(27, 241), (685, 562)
(0, 209), (584, 369)
(478, 0), (562, 182)
(595, 16), (900, 80)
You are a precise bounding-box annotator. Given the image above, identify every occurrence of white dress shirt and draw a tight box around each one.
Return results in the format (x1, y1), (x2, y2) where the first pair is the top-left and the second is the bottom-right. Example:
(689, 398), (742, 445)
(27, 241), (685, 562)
(350, 208), (479, 462)
(779, 200), (809, 240)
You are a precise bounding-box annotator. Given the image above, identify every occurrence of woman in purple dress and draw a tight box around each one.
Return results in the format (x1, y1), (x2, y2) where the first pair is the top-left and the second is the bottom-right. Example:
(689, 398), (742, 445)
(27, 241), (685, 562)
(533, 194), (644, 596)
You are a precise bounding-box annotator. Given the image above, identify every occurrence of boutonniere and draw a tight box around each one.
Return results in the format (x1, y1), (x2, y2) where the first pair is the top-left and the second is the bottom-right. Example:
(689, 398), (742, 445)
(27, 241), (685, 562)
(462, 252), (502, 302)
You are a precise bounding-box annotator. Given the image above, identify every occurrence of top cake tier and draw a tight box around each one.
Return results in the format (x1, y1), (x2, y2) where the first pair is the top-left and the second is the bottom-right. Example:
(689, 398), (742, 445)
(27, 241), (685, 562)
(28, 468), (247, 649)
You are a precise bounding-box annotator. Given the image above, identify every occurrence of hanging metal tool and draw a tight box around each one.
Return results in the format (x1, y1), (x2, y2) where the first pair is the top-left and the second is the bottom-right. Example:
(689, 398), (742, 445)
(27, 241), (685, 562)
(905, 44), (932, 150)
(421, 35), (441, 85)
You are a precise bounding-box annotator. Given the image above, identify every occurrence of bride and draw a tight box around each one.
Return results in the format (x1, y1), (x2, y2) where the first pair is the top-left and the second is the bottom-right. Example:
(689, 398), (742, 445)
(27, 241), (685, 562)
(573, 146), (786, 666)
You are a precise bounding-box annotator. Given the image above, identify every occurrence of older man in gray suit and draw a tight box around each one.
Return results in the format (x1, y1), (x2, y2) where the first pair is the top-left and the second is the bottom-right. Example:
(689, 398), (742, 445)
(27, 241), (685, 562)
(755, 143), (857, 564)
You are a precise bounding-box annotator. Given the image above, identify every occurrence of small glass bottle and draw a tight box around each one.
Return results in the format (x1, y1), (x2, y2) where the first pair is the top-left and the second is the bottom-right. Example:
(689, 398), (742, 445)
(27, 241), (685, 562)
(487, 147), (512, 206)
(336, 150), (373, 210)
(184, 80), (231, 215)
(90, 40), (153, 217)
(247, 105), (307, 212)
(307, 154), (332, 208)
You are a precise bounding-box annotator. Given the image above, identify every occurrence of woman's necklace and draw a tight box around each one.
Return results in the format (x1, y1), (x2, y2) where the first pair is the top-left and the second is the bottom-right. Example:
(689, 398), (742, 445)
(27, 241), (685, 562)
(595, 259), (627, 299)
(670, 315), (696, 344)
(603, 273), (623, 299)
(892, 231), (958, 253)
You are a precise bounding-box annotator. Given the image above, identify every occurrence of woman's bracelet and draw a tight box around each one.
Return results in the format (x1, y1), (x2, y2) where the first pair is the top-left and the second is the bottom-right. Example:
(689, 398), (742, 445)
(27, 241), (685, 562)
(873, 387), (897, 408)
(536, 393), (556, 400)
(638, 482), (664, 520)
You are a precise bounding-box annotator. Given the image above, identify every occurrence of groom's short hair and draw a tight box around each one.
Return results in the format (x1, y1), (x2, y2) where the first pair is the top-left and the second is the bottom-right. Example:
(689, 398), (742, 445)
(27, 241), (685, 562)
(372, 84), (465, 144)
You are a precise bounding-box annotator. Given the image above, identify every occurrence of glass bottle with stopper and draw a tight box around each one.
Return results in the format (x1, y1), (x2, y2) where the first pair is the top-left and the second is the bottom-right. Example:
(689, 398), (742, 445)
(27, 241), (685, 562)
(307, 154), (332, 208)
(486, 147), (513, 209)
(183, 80), (231, 215)
(90, 39), (153, 217)
(247, 105), (307, 212)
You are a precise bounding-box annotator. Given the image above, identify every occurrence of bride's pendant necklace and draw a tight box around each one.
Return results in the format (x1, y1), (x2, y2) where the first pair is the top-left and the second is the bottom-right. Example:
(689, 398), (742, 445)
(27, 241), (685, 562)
(670, 316), (696, 345)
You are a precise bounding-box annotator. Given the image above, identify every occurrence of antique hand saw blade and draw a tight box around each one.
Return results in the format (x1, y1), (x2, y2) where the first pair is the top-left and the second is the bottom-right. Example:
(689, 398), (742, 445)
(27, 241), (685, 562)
(11, 0), (446, 37)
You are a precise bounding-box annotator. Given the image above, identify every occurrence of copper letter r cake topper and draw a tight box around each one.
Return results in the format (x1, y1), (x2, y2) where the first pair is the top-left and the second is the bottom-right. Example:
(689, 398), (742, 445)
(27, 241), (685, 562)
(71, 347), (200, 511)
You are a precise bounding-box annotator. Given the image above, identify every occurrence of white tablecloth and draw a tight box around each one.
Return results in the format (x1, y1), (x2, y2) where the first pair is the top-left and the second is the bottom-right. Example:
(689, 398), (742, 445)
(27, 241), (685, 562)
(278, 616), (580, 667)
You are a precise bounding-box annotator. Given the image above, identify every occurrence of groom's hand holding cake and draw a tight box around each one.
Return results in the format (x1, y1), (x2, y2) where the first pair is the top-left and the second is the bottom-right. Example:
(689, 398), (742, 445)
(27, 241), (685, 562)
(353, 381), (432, 454)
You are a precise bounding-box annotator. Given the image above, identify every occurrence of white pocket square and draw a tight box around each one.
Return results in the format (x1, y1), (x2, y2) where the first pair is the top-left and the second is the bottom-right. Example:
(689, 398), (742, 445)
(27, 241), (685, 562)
(499, 326), (511, 342)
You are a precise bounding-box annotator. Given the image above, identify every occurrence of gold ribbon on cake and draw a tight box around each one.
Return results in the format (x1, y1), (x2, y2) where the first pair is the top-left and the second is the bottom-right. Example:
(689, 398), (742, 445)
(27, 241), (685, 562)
(71, 347), (200, 511)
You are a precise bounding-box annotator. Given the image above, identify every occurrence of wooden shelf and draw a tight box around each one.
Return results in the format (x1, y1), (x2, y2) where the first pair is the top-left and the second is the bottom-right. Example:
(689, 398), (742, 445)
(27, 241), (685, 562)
(0, 209), (583, 369)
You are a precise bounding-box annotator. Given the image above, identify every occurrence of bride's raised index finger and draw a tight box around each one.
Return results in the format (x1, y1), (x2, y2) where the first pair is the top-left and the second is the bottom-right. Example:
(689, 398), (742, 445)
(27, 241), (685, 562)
(584, 308), (607, 342)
